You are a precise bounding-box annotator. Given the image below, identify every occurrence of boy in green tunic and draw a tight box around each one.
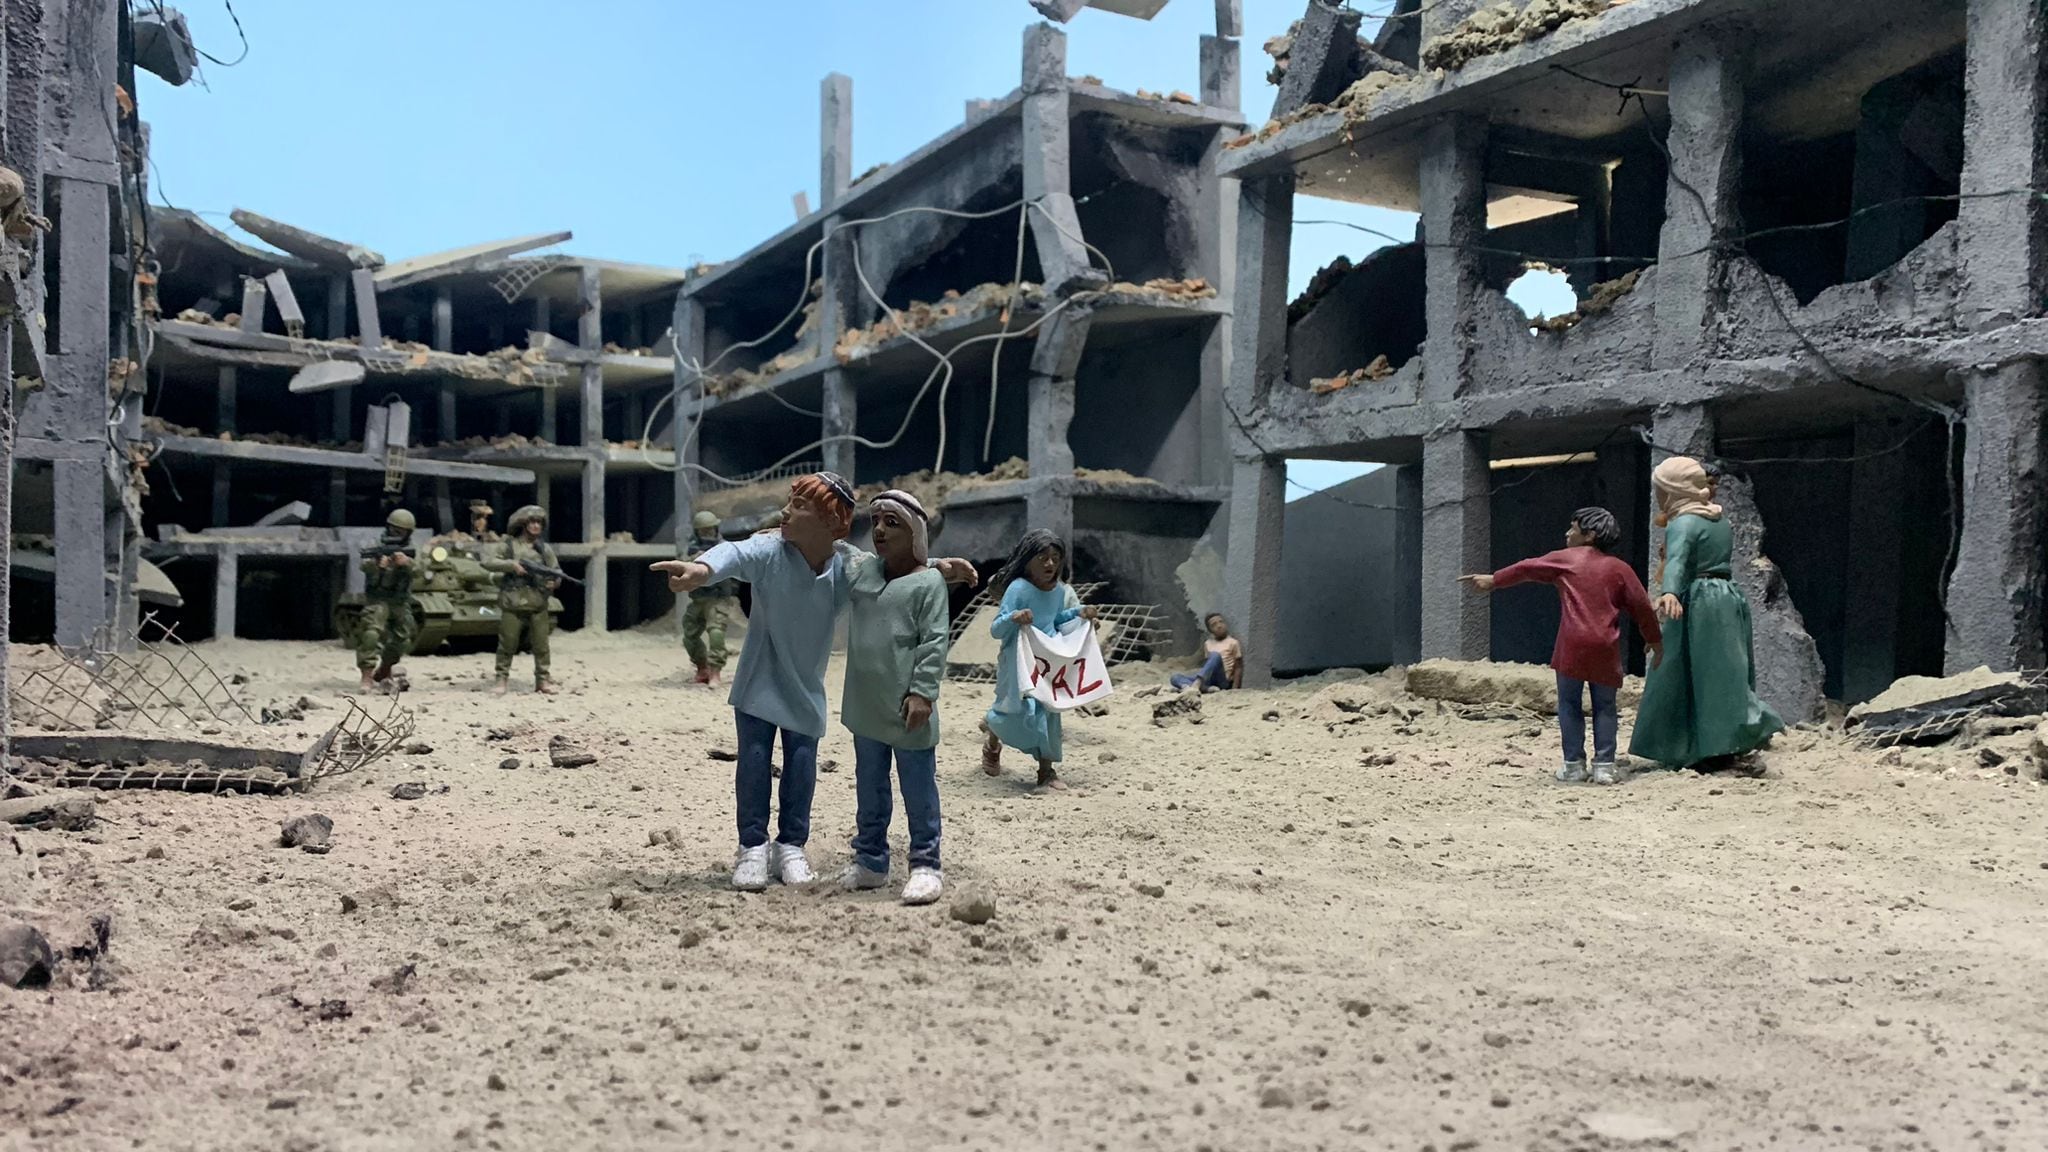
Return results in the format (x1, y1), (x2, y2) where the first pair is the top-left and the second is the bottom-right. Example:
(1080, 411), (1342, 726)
(837, 490), (952, 906)
(1629, 457), (1784, 771)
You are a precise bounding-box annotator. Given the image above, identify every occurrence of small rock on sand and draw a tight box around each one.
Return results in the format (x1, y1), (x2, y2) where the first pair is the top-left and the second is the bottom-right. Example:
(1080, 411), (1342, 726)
(707, 748), (739, 762)
(949, 888), (996, 926)
(498, 758), (521, 771)
(1259, 1086), (1294, 1109)
(0, 921), (55, 989)
(279, 813), (333, 854)
(390, 782), (428, 801)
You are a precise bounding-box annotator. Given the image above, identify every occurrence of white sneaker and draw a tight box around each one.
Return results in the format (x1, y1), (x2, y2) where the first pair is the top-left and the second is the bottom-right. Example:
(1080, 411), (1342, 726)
(1556, 760), (1589, 783)
(1591, 761), (1620, 786)
(839, 863), (889, 891)
(901, 867), (944, 906)
(732, 844), (771, 892)
(771, 842), (815, 885)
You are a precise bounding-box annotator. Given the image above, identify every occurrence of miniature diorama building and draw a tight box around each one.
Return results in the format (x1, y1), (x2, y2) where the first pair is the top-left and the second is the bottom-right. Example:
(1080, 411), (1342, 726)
(1219, 0), (2043, 712)
(670, 12), (1248, 650)
(136, 210), (688, 639)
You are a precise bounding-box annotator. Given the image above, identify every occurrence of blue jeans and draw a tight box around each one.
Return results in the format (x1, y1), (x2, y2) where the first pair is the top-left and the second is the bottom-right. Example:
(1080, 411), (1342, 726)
(1172, 652), (1232, 692)
(850, 735), (942, 873)
(734, 709), (818, 849)
(1557, 674), (1619, 765)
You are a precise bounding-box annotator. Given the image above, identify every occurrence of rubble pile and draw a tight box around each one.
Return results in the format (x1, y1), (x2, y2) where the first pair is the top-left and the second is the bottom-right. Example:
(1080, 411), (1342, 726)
(445, 433), (553, 451)
(142, 415), (361, 451)
(1133, 89), (1198, 105)
(1422, 0), (1613, 72)
(1845, 667), (2048, 779)
(1229, 19), (1418, 150)
(1309, 355), (1395, 395)
(835, 281), (1048, 365)
(1533, 268), (1641, 333)
(1091, 277), (1217, 301)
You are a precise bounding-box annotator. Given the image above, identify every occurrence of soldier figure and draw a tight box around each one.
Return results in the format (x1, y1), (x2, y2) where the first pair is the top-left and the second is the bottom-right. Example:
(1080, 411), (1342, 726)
(682, 510), (738, 687)
(357, 508), (419, 692)
(483, 503), (560, 695)
(468, 500), (499, 544)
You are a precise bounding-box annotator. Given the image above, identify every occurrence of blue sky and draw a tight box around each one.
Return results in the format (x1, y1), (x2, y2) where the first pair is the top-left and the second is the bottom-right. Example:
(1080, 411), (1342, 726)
(141, 1), (1570, 498)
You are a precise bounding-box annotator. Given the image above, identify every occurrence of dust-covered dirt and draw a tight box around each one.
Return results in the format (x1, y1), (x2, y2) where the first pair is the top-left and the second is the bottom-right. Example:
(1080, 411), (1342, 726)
(5, 632), (2048, 1152)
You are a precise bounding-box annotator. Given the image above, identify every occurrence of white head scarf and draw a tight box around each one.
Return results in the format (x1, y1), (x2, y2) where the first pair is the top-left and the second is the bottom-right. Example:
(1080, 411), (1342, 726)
(868, 489), (931, 565)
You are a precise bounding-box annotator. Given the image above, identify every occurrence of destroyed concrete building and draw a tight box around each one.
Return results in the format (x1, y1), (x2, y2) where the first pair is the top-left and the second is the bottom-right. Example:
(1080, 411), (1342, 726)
(1221, 0), (2044, 710)
(669, 10), (1247, 647)
(139, 212), (688, 638)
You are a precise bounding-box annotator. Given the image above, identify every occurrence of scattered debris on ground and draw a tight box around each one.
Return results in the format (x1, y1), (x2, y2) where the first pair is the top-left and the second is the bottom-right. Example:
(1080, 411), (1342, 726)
(279, 813), (333, 854)
(1847, 667), (2048, 747)
(1406, 659), (1643, 715)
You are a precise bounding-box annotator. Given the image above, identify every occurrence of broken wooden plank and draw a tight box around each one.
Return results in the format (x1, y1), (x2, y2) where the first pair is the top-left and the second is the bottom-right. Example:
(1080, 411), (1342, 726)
(373, 231), (574, 292)
(230, 208), (385, 269)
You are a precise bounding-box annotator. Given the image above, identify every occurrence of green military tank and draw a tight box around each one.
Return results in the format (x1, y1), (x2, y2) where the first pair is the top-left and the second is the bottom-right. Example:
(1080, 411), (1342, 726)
(334, 541), (564, 655)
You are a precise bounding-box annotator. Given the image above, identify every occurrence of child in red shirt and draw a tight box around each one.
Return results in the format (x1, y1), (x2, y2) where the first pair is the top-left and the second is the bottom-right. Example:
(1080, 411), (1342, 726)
(1460, 506), (1663, 785)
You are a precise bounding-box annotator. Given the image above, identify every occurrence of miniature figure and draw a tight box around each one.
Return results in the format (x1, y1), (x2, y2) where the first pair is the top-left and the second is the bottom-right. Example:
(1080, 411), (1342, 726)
(468, 500), (499, 545)
(356, 507), (418, 692)
(1628, 458), (1785, 772)
(482, 504), (562, 695)
(1171, 612), (1243, 693)
(1460, 506), (1661, 784)
(682, 509), (738, 687)
(838, 490), (950, 906)
(981, 529), (1098, 791)
(650, 472), (977, 893)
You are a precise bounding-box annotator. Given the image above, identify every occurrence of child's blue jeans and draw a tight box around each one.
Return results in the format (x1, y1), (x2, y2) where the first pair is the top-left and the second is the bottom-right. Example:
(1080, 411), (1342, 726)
(850, 735), (942, 874)
(1557, 674), (1618, 765)
(735, 709), (818, 849)
(1172, 652), (1232, 692)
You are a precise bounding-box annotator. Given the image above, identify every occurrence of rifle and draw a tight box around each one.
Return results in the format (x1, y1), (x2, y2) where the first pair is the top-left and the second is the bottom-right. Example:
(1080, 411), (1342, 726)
(360, 541), (416, 563)
(514, 559), (583, 588)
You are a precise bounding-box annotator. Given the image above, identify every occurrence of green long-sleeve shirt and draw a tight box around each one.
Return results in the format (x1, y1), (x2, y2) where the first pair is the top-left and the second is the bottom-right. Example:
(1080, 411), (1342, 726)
(839, 558), (951, 750)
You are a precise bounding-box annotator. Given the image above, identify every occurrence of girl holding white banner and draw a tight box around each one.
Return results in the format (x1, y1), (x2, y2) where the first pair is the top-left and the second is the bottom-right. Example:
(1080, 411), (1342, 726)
(980, 529), (1099, 791)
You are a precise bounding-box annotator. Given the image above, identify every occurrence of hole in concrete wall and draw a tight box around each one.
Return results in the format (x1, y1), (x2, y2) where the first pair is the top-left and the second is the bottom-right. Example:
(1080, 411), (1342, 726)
(1743, 50), (1963, 303)
(877, 183), (1044, 313)
(1275, 462), (1417, 674)
(1504, 268), (1577, 325)
(1286, 242), (1425, 388)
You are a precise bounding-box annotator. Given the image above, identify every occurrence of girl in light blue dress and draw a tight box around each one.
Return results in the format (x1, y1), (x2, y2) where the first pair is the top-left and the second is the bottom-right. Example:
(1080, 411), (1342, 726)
(979, 529), (1096, 791)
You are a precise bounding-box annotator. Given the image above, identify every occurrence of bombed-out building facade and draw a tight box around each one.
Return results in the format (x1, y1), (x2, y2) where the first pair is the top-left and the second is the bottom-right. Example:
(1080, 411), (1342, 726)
(6, 0), (1248, 672)
(1225, 0), (2048, 715)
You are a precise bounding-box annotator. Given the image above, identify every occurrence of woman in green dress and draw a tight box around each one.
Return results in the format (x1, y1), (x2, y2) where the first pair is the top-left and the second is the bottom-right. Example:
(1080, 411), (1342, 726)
(1628, 456), (1784, 769)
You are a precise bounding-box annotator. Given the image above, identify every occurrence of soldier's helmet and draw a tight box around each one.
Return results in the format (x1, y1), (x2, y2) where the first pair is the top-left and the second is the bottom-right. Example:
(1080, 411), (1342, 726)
(507, 504), (547, 535)
(692, 510), (721, 532)
(385, 508), (416, 532)
(468, 500), (493, 518)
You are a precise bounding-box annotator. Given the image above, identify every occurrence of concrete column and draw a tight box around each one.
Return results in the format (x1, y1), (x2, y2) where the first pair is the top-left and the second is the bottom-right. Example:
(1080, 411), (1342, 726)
(1959, 0), (2048, 330)
(1194, 128), (1238, 488)
(326, 277), (352, 525)
(47, 174), (113, 649)
(820, 72), (852, 211)
(1646, 403), (1718, 589)
(1419, 114), (1488, 404)
(351, 268), (381, 349)
(1022, 24), (1097, 293)
(1419, 430), (1490, 659)
(672, 293), (706, 555)
(1228, 173), (1292, 419)
(1222, 455), (1286, 687)
(432, 286), (453, 352)
(1653, 24), (1746, 368)
(1393, 463), (1424, 664)
(1842, 420), (1907, 701)
(1944, 363), (2046, 673)
(579, 264), (608, 633)
(1028, 310), (1089, 481)
(214, 552), (238, 640)
(1199, 35), (1241, 110)
(823, 368), (857, 480)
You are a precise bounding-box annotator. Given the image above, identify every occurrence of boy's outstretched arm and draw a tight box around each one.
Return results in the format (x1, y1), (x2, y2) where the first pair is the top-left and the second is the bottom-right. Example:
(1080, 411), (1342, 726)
(1457, 574), (1495, 593)
(650, 559), (712, 594)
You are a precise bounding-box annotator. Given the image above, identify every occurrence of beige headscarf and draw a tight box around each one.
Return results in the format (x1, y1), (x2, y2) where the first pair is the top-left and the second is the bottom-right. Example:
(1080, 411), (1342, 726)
(868, 489), (931, 565)
(1651, 456), (1722, 587)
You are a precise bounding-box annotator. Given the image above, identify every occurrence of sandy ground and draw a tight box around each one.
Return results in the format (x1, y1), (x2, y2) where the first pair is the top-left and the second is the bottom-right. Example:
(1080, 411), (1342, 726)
(5, 630), (2048, 1152)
